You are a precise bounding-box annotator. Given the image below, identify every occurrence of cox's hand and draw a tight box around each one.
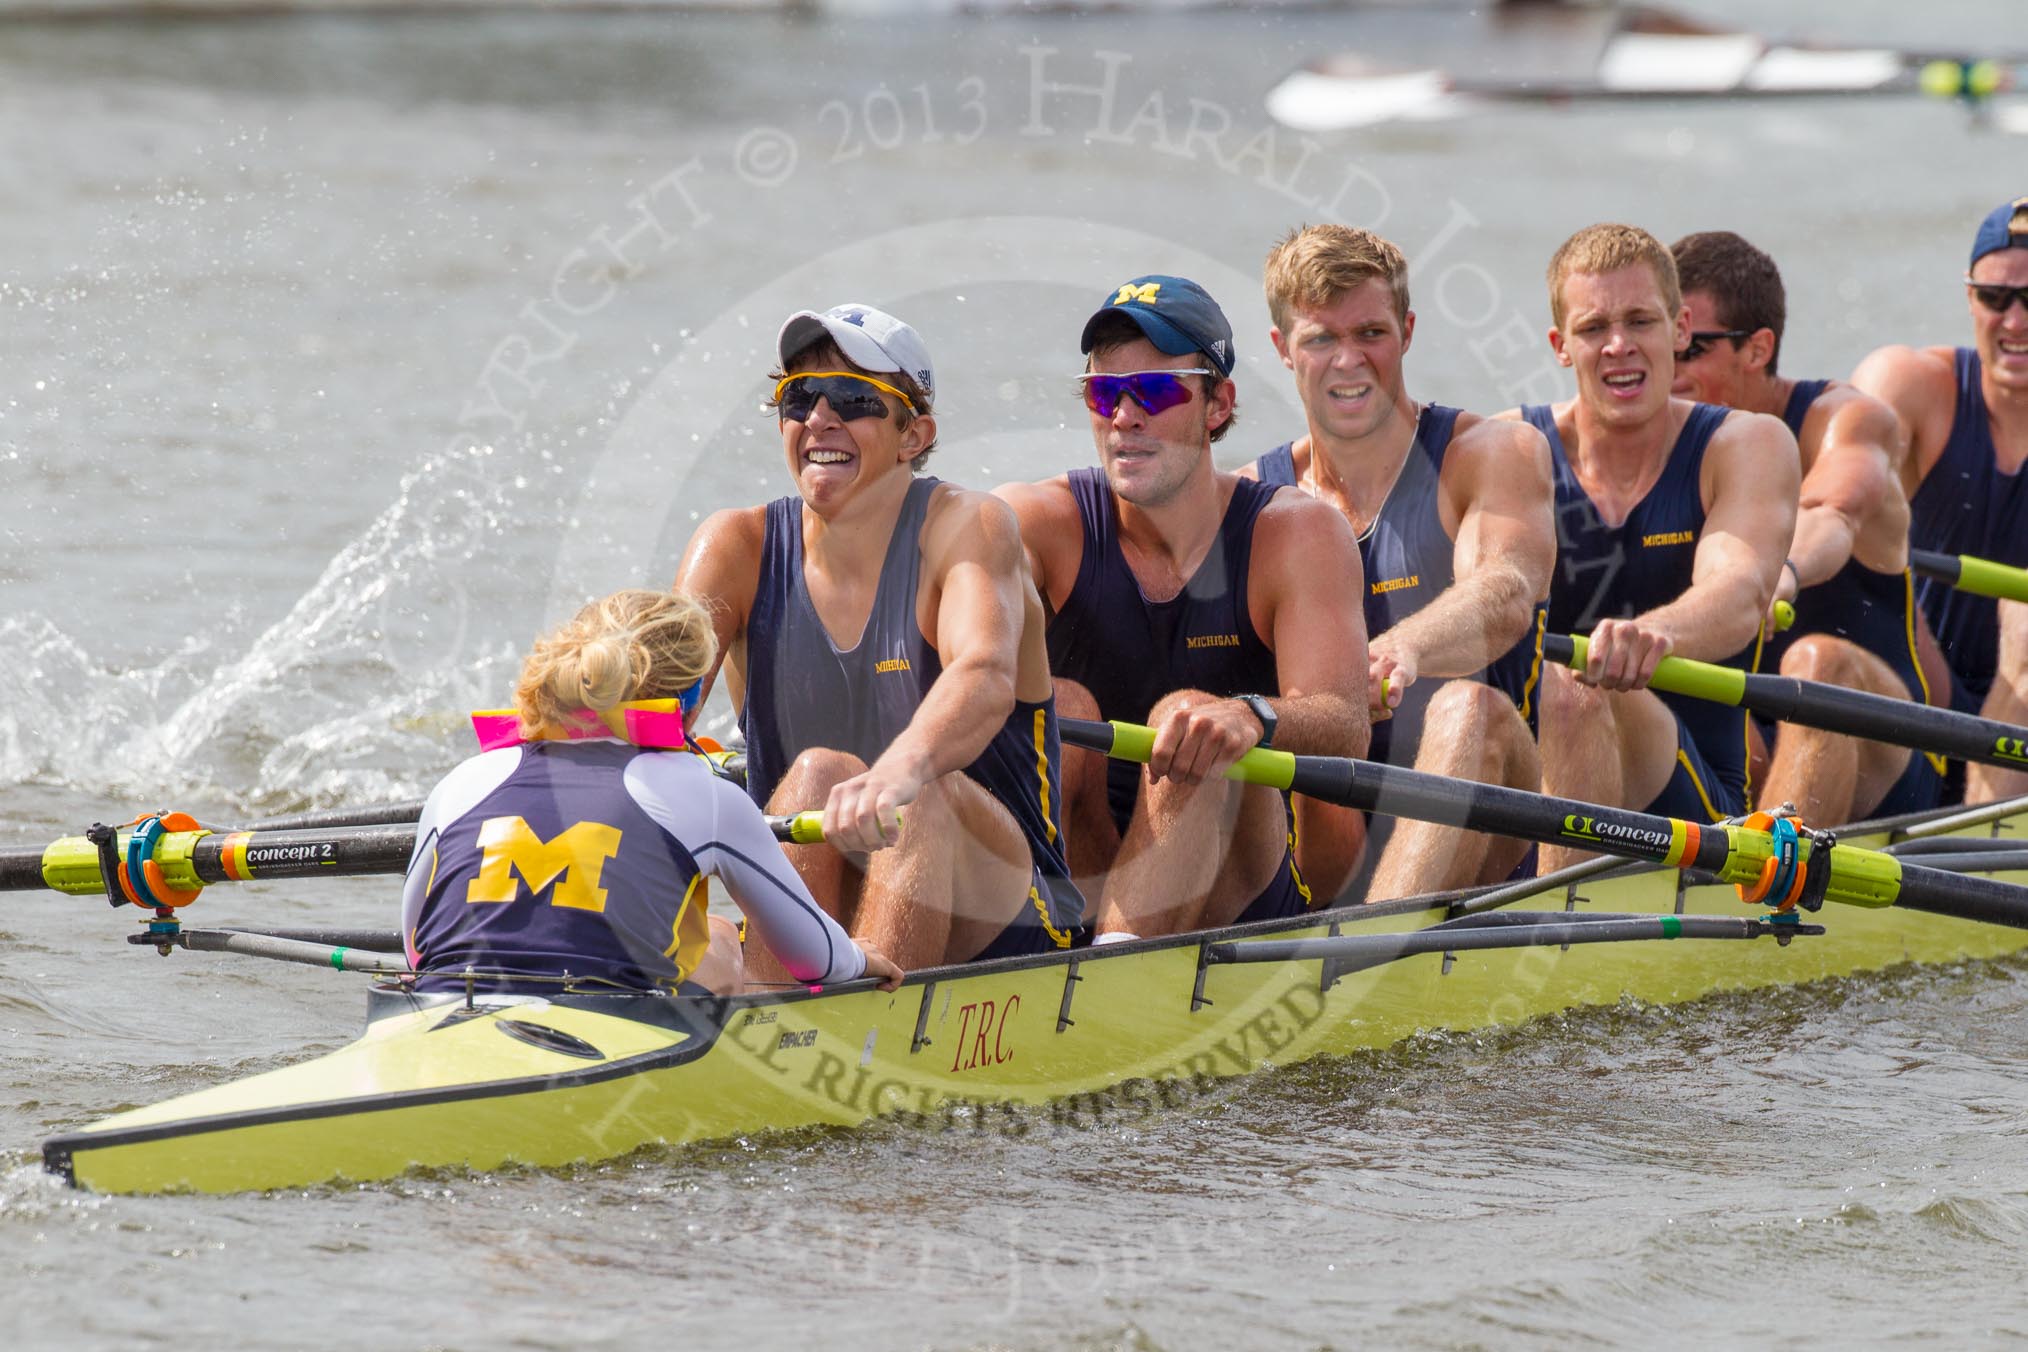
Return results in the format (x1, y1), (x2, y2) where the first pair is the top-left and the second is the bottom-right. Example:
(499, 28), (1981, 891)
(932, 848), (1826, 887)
(1148, 696), (1263, 785)
(822, 759), (926, 856)
(1581, 617), (1674, 691)
(856, 941), (904, 992)
(1368, 647), (1415, 723)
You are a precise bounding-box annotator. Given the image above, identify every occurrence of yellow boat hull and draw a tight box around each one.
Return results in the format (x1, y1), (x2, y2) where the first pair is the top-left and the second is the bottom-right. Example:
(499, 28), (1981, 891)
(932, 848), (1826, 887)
(44, 810), (2028, 1194)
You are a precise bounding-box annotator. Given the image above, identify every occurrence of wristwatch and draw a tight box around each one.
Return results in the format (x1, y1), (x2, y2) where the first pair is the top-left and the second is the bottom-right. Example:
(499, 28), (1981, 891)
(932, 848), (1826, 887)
(1237, 693), (1277, 748)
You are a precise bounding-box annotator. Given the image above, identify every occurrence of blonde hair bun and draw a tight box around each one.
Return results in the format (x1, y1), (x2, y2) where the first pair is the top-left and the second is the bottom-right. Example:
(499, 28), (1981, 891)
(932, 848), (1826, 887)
(513, 588), (718, 737)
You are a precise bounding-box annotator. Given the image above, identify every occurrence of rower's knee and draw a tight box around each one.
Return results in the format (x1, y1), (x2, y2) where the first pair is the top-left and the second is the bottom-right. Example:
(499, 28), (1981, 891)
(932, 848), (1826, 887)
(1419, 681), (1536, 784)
(1053, 678), (1100, 722)
(768, 747), (869, 810)
(1779, 634), (1864, 689)
(1424, 679), (1508, 734)
(1542, 664), (1606, 725)
(1147, 687), (1223, 725)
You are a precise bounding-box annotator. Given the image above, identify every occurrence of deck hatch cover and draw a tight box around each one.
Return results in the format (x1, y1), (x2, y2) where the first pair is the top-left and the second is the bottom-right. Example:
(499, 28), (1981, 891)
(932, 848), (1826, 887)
(495, 1019), (605, 1060)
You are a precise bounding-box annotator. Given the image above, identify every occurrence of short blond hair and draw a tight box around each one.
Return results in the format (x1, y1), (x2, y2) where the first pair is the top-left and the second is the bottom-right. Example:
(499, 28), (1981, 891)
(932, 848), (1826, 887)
(1546, 223), (1681, 328)
(513, 589), (716, 737)
(1264, 224), (1410, 331)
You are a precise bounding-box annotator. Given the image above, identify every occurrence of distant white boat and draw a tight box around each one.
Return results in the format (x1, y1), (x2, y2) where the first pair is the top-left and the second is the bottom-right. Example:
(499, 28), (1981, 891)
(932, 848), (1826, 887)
(1267, 3), (2023, 132)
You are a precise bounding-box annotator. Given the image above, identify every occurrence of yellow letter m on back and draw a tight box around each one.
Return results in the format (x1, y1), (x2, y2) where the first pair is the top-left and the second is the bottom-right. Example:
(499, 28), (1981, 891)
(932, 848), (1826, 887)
(466, 817), (624, 913)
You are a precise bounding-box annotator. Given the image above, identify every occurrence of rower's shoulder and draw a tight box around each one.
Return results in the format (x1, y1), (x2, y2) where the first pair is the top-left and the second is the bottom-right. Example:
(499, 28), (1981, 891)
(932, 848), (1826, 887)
(689, 502), (769, 547)
(923, 480), (1024, 561)
(990, 471), (1075, 512)
(1851, 342), (1960, 410)
(1446, 409), (1552, 469)
(1252, 471), (1360, 551)
(1708, 403), (1797, 454)
(1804, 381), (1902, 453)
(676, 503), (769, 590)
(1487, 398), (1572, 433)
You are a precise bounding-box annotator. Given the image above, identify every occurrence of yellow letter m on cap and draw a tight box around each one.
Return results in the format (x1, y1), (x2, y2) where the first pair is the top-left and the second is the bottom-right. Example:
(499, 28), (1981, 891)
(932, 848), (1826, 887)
(1113, 282), (1161, 306)
(466, 817), (623, 912)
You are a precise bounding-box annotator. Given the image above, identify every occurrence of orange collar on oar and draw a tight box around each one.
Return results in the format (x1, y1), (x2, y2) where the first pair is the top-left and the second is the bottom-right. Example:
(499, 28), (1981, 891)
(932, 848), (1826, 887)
(118, 811), (207, 910)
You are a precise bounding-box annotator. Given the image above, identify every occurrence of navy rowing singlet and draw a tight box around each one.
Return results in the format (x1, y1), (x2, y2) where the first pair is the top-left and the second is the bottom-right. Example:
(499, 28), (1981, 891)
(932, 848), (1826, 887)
(1046, 467), (1283, 827)
(1524, 402), (1761, 812)
(1253, 405), (1546, 763)
(741, 476), (1082, 945)
(1766, 379), (1931, 715)
(1909, 349), (2028, 707)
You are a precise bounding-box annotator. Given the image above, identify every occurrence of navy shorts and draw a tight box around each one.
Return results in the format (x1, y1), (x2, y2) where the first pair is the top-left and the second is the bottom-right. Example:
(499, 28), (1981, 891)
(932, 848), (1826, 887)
(1231, 847), (1316, 925)
(971, 864), (1084, 959)
(1641, 713), (1746, 823)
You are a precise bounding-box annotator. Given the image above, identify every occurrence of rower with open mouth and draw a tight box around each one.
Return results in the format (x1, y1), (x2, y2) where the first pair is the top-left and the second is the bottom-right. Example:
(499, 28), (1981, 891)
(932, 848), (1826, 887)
(1853, 196), (2028, 805)
(1241, 224), (1555, 900)
(1498, 224), (1800, 867)
(997, 276), (1369, 940)
(676, 304), (1084, 973)
(1666, 230), (1942, 826)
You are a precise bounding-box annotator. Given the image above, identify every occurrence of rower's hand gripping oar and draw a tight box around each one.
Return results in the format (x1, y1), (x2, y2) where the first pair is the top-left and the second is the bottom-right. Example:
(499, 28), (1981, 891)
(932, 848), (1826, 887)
(1058, 718), (2028, 930)
(1541, 631), (2028, 773)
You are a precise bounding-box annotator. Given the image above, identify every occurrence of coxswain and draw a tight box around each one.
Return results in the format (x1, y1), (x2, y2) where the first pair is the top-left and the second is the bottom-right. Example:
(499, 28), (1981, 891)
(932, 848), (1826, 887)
(1668, 229), (1939, 824)
(1242, 224), (1553, 897)
(1497, 224), (1798, 867)
(1853, 196), (2028, 803)
(677, 304), (1083, 971)
(998, 275), (1368, 938)
(402, 589), (902, 995)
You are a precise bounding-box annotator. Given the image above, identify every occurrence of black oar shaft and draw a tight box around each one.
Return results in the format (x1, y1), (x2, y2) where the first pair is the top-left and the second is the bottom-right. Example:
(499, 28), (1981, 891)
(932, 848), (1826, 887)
(1058, 718), (2028, 931)
(5, 812), (826, 896)
(1059, 717), (1727, 873)
(188, 826), (419, 884)
(232, 800), (428, 832)
(1539, 634), (2028, 773)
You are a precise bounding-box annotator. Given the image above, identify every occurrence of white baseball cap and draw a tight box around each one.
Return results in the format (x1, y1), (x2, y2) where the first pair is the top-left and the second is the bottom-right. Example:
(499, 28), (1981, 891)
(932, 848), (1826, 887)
(777, 303), (936, 409)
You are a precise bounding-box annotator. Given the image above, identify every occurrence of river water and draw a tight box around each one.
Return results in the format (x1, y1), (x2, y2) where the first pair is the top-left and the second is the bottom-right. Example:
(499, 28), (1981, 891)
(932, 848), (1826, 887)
(4, 2), (2026, 1347)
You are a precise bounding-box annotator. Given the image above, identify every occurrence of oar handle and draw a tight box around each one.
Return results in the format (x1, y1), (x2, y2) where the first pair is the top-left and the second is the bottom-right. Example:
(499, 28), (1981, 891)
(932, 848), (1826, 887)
(1541, 634), (1749, 705)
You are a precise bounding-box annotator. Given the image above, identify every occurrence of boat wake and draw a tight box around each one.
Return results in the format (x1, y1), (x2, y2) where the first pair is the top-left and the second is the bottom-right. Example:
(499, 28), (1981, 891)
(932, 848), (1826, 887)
(0, 443), (529, 812)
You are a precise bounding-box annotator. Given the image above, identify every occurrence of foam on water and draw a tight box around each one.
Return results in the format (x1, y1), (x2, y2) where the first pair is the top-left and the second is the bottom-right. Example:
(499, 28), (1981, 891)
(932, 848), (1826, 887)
(0, 441), (527, 810)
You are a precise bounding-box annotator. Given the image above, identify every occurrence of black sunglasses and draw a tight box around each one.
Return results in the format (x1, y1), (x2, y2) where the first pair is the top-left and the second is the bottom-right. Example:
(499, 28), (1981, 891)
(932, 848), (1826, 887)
(1968, 282), (2028, 315)
(1675, 329), (1752, 362)
(772, 371), (915, 424)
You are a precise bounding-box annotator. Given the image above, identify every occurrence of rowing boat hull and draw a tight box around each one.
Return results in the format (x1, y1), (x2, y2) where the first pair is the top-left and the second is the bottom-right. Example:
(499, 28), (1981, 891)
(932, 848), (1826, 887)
(43, 810), (2028, 1194)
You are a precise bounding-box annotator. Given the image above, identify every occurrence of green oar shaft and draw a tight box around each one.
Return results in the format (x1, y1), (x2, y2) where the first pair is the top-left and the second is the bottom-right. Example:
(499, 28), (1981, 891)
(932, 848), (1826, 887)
(1541, 634), (2028, 772)
(2, 812), (830, 896)
(1058, 718), (2028, 929)
(1911, 548), (2028, 604)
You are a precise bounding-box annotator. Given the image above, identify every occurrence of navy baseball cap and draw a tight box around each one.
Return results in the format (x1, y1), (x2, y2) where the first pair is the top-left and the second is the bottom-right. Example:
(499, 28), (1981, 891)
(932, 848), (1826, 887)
(1080, 275), (1236, 377)
(1970, 196), (2028, 269)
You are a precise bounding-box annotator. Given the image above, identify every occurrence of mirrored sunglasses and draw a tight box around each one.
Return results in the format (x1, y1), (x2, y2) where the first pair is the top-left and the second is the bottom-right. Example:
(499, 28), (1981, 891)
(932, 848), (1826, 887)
(1079, 368), (1212, 419)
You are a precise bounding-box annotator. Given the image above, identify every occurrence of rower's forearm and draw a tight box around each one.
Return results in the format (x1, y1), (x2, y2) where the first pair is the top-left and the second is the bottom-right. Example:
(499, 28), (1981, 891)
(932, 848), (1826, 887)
(1788, 505), (1861, 590)
(1376, 569), (1537, 680)
(1643, 581), (1771, 662)
(879, 659), (1015, 784)
(1273, 691), (1369, 761)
